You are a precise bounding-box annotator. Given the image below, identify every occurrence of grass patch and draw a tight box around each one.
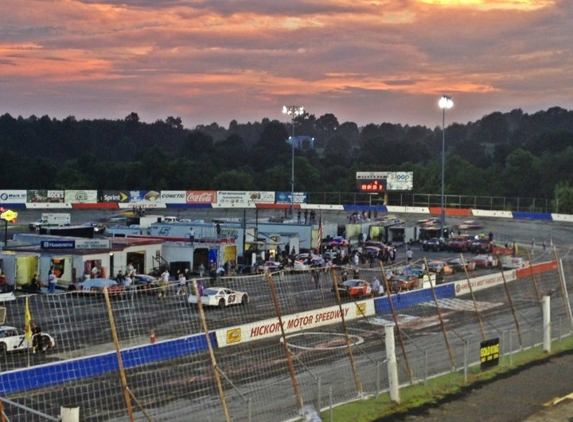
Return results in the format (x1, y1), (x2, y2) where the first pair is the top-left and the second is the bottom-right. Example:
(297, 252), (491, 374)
(315, 336), (573, 422)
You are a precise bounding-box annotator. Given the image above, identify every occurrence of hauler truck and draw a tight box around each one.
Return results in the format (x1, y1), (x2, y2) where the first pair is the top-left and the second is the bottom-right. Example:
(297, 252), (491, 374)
(28, 213), (71, 231)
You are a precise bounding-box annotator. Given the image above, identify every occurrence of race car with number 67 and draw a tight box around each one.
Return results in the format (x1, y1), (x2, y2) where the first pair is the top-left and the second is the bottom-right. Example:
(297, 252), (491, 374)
(188, 287), (249, 308)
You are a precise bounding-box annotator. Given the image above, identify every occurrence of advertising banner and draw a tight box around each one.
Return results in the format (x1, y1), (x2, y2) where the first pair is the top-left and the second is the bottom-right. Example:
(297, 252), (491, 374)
(0, 190), (27, 204)
(215, 301), (374, 348)
(64, 190), (98, 203)
(480, 338), (500, 370)
(275, 191), (307, 204)
(160, 191), (187, 204)
(100, 191), (130, 203)
(186, 191), (217, 204)
(27, 190), (64, 203)
(215, 191), (275, 207)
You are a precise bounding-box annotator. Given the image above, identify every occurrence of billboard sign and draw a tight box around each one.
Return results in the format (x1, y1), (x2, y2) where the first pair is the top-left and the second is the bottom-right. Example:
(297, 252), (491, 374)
(186, 191), (217, 204)
(216, 191), (275, 207)
(0, 190), (27, 204)
(356, 172), (413, 191)
(64, 190), (98, 203)
(27, 190), (64, 203)
(275, 191), (307, 204)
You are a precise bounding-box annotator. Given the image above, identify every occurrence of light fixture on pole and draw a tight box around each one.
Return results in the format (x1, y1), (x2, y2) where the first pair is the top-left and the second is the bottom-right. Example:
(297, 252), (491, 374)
(282, 105), (304, 216)
(438, 95), (453, 239)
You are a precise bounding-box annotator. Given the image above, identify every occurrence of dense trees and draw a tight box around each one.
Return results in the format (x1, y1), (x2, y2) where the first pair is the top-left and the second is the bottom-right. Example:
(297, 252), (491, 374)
(1, 107), (573, 212)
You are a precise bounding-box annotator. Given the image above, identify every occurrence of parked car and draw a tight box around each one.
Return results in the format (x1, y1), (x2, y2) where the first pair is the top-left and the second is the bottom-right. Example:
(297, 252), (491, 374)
(132, 274), (159, 292)
(262, 261), (283, 272)
(294, 253), (325, 267)
(427, 261), (455, 275)
(387, 275), (419, 293)
(471, 254), (498, 268)
(448, 258), (476, 272)
(188, 287), (249, 308)
(333, 279), (373, 299)
(0, 325), (56, 354)
(470, 238), (493, 253)
(422, 237), (447, 252)
(292, 260), (311, 272)
(447, 235), (473, 252)
(77, 278), (125, 296)
(81, 221), (106, 233)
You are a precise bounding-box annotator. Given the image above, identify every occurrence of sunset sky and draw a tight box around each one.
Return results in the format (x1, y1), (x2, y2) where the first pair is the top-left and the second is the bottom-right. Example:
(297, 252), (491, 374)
(1, 0), (571, 129)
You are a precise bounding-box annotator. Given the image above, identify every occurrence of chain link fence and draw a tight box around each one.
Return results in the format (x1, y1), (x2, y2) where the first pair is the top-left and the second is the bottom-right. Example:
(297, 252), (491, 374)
(0, 246), (571, 421)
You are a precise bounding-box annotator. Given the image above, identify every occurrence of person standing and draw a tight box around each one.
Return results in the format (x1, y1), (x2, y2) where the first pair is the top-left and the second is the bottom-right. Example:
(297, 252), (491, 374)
(48, 270), (57, 294)
(188, 228), (195, 246)
(123, 273), (133, 296)
(198, 263), (205, 278)
(31, 322), (42, 353)
(159, 268), (170, 298)
(176, 272), (187, 295)
(406, 247), (413, 263)
(371, 277), (381, 296)
(127, 262), (135, 277)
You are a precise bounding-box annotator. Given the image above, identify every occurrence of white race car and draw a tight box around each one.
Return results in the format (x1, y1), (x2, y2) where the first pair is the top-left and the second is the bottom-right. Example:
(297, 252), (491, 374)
(0, 325), (56, 354)
(188, 287), (249, 308)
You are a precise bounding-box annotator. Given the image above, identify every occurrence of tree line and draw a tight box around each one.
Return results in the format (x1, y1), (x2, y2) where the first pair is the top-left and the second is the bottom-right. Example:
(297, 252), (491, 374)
(1, 106), (573, 213)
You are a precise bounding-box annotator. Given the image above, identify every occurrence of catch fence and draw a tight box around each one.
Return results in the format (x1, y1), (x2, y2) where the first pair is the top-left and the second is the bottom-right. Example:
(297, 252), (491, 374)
(0, 246), (572, 421)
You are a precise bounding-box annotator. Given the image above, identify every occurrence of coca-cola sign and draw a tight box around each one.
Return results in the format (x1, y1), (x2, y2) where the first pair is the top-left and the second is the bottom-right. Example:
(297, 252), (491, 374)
(186, 191), (217, 204)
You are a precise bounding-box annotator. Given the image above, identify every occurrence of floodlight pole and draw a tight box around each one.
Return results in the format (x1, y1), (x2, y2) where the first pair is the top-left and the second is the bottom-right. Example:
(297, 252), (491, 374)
(438, 96), (453, 239)
(282, 105), (304, 216)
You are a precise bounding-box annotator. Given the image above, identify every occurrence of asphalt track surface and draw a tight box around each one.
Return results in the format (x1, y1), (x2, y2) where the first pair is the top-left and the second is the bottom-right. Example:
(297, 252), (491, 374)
(3, 209), (573, 421)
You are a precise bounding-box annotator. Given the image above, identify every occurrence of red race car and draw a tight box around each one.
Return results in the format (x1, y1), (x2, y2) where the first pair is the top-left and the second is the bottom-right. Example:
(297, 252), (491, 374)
(333, 279), (373, 299)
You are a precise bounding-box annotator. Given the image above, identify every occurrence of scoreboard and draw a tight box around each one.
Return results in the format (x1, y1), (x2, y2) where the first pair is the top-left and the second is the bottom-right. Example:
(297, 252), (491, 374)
(356, 172), (413, 192)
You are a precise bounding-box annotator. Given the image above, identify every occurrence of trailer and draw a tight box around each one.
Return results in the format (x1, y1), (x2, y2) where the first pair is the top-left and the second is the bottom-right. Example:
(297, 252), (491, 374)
(28, 213), (71, 230)
(388, 226), (418, 247)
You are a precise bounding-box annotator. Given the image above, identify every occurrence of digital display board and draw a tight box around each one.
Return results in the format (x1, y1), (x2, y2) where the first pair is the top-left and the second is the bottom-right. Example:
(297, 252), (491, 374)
(356, 179), (386, 192)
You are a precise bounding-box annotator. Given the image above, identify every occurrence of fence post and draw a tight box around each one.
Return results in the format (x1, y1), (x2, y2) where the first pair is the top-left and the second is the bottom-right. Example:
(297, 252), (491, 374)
(60, 405), (80, 422)
(385, 324), (400, 403)
(543, 296), (551, 353)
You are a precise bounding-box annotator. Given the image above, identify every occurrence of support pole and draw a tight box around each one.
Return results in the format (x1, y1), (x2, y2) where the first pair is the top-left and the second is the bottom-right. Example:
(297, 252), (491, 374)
(385, 324), (400, 403)
(543, 296), (551, 353)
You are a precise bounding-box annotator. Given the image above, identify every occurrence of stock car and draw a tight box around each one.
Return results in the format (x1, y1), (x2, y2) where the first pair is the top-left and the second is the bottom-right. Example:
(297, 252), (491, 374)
(448, 257), (476, 272)
(262, 261), (283, 272)
(427, 260), (455, 275)
(458, 220), (484, 230)
(188, 287), (249, 308)
(0, 325), (56, 354)
(333, 279), (373, 299)
(77, 278), (125, 296)
(294, 253), (325, 267)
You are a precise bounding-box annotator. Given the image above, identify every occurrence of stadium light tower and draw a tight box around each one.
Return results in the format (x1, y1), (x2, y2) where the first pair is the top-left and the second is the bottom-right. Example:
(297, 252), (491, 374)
(282, 105), (304, 216)
(438, 95), (453, 239)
